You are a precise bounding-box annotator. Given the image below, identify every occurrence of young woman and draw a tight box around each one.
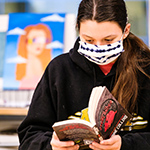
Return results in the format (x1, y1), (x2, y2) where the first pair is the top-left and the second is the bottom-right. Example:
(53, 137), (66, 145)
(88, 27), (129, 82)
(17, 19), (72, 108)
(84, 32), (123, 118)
(18, 0), (150, 149)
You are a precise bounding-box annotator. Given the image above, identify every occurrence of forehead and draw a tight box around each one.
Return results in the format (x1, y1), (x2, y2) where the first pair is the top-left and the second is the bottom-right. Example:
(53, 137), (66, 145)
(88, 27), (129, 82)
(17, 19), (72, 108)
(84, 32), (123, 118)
(79, 20), (122, 38)
(27, 29), (46, 38)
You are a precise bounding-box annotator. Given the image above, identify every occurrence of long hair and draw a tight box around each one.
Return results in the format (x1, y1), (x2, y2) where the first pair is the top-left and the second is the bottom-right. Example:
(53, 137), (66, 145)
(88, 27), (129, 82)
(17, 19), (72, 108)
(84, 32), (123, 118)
(77, 0), (150, 113)
(16, 23), (52, 80)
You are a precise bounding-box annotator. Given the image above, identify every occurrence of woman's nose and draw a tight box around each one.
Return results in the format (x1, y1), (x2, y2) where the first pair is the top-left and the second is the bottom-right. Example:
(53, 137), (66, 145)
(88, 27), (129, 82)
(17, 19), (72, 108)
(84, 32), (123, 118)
(95, 41), (103, 46)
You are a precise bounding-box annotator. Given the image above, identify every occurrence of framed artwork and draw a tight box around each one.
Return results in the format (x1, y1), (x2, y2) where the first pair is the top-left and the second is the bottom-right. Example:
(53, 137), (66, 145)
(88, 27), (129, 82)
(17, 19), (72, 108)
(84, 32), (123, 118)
(3, 13), (65, 90)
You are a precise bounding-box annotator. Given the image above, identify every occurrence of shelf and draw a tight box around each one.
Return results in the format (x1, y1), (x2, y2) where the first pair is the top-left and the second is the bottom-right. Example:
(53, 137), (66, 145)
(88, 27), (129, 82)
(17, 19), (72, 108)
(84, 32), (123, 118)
(0, 107), (28, 131)
(0, 107), (28, 116)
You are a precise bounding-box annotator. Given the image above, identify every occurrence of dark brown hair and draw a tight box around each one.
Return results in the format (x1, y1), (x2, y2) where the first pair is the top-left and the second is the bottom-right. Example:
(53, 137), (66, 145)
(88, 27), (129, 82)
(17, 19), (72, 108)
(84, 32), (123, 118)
(77, 0), (150, 113)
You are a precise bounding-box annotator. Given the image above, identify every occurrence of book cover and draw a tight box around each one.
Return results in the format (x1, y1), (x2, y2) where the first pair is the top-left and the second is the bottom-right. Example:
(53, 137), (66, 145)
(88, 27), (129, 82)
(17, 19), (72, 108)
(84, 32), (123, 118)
(94, 87), (132, 139)
(52, 86), (132, 148)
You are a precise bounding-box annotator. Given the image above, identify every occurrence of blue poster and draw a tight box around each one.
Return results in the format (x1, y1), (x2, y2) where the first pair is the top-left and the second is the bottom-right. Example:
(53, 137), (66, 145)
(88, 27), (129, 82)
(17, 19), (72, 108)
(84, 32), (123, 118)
(3, 13), (65, 90)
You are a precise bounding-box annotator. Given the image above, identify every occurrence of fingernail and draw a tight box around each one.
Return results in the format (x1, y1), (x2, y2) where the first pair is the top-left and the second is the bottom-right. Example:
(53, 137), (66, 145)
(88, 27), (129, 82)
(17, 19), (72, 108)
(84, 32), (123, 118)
(76, 144), (79, 149)
(89, 144), (94, 149)
(70, 142), (75, 145)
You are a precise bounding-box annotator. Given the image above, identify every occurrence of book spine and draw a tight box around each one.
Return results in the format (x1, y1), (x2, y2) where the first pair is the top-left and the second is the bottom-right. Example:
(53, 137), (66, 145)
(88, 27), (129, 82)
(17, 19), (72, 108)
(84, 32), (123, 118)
(93, 126), (103, 141)
(110, 113), (129, 137)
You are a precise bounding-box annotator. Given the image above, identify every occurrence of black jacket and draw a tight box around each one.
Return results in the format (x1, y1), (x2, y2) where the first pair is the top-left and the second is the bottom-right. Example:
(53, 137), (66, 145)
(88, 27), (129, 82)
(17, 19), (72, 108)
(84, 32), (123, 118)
(18, 38), (150, 150)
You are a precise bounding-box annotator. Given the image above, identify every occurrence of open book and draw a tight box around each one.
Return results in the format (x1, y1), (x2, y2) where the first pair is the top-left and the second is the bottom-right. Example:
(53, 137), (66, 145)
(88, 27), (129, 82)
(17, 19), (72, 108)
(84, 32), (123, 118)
(52, 86), (132, 148)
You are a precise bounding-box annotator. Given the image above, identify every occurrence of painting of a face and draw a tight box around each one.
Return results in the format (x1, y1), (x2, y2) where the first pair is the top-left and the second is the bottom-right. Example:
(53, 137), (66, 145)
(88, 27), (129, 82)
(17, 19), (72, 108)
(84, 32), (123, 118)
(3, 13), (65, 90)
(26, 29), (47, 56)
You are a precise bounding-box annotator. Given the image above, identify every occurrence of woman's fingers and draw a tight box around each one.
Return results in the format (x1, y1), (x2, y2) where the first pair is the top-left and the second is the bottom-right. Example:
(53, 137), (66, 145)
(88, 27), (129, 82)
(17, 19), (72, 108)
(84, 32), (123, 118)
(51, 132), (79, 150)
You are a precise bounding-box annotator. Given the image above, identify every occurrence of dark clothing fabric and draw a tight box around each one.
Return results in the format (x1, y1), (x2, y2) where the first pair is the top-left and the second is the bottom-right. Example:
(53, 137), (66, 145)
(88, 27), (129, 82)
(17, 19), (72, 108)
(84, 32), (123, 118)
(18, 37), (150, 150)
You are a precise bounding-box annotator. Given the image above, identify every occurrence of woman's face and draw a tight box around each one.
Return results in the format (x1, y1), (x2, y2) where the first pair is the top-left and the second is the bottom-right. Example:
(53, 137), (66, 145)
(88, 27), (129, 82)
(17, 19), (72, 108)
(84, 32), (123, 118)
(79, 20), (129, 46)
(26, 29), (47, 56)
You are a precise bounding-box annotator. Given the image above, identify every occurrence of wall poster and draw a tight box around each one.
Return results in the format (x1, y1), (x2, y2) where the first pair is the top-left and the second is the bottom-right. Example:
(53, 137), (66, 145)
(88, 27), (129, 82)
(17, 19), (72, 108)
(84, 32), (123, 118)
(3, 13), (65, 90)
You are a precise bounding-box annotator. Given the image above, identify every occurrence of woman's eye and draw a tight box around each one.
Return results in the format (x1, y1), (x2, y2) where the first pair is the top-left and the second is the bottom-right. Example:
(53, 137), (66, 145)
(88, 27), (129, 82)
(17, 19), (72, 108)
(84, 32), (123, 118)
(85, 40), (93, 43)
(105, 39), (113, 42)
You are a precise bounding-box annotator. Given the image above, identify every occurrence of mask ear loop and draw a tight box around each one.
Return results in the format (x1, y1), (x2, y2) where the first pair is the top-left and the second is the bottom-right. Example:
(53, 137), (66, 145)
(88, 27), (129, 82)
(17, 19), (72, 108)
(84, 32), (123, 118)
(122, 18), (129, 40)
(119, 30), (125, 42)
(120, 22), (127, 41)
(121, 25), (128, 41)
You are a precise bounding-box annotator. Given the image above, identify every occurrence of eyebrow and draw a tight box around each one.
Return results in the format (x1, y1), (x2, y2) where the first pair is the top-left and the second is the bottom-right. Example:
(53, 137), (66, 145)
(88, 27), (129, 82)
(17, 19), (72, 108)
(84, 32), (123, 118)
(105, 34), (117, 38)
(82, 34), (93, 38)
(82, 34), (117, 39)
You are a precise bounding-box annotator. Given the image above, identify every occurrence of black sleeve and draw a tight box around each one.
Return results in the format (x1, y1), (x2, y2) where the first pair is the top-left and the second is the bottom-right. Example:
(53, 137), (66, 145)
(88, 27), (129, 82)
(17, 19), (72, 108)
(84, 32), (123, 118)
(121, 66), (150, 150)
(18, 62), (57, 150)
(121, 132), (150, 150)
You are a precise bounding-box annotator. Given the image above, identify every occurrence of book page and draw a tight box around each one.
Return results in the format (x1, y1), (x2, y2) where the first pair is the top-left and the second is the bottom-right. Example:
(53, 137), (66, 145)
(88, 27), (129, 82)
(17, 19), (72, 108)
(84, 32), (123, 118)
(88, 86), (104, 125)
(52, 120), (99, 146)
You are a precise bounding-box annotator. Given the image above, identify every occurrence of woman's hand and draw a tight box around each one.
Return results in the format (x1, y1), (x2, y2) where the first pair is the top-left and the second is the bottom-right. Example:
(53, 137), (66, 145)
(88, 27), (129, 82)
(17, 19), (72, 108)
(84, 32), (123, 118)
(89, 135), (122, 150)
(50, 132), (79, 150)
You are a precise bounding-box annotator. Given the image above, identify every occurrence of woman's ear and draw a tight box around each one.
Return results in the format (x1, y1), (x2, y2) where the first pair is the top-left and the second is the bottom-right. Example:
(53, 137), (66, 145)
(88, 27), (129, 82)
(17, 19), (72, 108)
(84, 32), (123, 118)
(123, 23), (131, 39)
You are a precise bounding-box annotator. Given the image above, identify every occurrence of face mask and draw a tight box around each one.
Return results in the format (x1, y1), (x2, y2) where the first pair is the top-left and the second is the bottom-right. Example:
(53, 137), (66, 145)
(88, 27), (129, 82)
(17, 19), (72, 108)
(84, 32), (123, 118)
(78, 38), (124, 65)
